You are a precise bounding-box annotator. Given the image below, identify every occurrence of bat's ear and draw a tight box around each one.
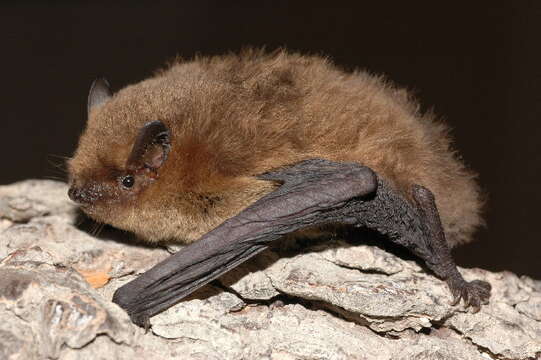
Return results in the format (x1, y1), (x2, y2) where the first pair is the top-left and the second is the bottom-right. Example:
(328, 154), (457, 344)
(87, 77), (112, 115)
(126, 120), (171, 172)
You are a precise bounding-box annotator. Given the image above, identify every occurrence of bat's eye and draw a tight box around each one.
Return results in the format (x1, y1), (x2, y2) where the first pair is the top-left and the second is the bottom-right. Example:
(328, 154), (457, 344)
(121, 175), (135, 189)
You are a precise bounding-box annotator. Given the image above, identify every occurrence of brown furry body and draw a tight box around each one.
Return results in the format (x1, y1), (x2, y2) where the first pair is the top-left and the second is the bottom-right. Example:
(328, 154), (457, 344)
(69, 50), (483, 247)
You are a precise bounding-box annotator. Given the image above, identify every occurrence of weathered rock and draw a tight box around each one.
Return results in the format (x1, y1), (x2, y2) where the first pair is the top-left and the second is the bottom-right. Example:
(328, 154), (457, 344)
(516, 292), (541, 321)
(447, 301), (541, 359)
(0, 179), (540, 360)
(314, 239), (406, 275)
(0, 216), (171, 299)
(263, 250), (452, 332)
(151, 292), (487, 360)
(0, 179), (75, 222)
(0, 247), (135, 360)
(218, 250), (281, 300)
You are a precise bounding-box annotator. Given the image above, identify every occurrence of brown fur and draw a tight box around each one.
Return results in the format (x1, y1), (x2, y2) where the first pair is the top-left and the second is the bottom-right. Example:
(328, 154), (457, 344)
(68, 49), (483, 247)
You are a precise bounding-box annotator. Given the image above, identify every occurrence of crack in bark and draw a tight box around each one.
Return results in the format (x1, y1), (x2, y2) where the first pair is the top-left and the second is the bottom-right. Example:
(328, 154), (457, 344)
(446, 324), (515, 360)
(218, 280), (418, 340)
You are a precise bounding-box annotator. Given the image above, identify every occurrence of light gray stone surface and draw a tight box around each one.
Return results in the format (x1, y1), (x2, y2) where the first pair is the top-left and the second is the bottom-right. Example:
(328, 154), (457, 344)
(0, 179), (540, 360)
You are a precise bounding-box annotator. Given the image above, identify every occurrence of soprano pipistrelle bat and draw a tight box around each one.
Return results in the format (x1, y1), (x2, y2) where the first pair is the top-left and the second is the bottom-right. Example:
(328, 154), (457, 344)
(67, 49), (491, 327)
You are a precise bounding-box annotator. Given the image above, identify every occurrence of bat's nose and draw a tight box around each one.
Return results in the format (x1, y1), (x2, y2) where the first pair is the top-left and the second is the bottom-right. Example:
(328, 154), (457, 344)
(68, 184), (100, 204)
(68, 186), (87, 204)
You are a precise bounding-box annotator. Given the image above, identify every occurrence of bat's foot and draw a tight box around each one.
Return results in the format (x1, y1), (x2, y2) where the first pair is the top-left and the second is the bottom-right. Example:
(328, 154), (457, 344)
(447, 277), (491, 312)
(410, 184), (491, 311)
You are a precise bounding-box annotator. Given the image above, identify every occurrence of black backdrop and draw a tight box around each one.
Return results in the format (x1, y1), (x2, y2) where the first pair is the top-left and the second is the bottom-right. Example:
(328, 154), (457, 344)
(2, 2), (539, 278)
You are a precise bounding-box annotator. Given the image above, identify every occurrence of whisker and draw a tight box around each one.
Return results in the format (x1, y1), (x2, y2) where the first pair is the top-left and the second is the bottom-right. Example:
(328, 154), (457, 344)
(47, 159), (68, 170)
(46, 154), (71, 176)
(48, 154), (72, 160)
(94, 222), (106, 237)
(90, 221), (103, 237)
(42, 175), (67, 182)
(89, 222), (97, 236)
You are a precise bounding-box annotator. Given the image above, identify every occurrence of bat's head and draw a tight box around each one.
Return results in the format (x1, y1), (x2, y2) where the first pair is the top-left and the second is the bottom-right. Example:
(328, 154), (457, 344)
(68, 78), (180, 241)
(68, 76), (276, 243)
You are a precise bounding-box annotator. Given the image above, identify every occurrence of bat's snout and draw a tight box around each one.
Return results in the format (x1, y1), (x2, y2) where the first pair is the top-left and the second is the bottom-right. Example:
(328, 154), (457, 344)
(68, 183), (102, 205)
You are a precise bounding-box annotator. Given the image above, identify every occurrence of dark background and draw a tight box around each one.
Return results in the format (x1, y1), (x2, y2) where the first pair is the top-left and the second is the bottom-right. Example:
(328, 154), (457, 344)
(2, 2), (539, 278)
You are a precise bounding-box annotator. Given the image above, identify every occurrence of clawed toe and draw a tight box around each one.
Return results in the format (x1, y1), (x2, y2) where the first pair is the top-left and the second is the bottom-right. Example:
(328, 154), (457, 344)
(448, 278), (491, 311)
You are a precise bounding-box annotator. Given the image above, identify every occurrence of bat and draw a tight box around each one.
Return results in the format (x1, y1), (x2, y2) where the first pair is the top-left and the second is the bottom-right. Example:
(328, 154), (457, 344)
(67, 49), (491, 327)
